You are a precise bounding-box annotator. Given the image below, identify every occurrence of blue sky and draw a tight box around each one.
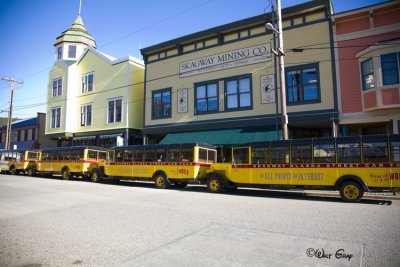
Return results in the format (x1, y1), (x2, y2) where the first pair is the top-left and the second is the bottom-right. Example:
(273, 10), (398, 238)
(0, 0), (387, 119)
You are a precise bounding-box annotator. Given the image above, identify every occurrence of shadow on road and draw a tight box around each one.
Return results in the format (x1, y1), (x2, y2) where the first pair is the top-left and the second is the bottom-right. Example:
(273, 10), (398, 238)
(25, 175), (393, 206)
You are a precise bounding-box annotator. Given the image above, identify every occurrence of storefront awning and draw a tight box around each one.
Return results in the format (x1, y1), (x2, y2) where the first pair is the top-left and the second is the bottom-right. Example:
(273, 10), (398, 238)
(159, 127), (280, 146)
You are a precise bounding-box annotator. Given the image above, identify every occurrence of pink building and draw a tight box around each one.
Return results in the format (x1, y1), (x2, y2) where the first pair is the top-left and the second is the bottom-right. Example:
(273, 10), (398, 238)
(333, 1), (400, 135)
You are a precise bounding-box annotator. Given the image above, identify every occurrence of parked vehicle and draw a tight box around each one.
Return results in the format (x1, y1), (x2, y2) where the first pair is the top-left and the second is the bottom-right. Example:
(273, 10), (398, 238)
(205, 134), (400, 202)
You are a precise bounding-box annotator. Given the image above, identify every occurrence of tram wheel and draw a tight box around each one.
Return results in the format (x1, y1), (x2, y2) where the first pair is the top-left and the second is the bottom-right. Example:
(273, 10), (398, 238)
(154, 173), (170, 189)
(207, 175), (223, 193)
(26, 167), (35, 177)
(91, 169), (102, 183)
(340, 181), (364, 203)
(61, 167), (71, 180)
(10, 166), (17, 175)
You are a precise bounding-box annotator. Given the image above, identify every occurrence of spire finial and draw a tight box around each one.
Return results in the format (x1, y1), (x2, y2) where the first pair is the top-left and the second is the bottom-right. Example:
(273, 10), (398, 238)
(78, 0), (82, 15)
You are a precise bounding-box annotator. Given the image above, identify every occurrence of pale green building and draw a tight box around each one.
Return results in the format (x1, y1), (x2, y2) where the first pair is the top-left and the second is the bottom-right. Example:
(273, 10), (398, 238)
(46, 15), (145, 147)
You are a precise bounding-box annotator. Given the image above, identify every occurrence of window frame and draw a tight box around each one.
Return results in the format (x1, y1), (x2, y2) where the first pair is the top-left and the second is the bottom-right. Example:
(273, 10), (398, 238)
(81, 73), (94, 93)
(360, 58), (375, 91)
(381, 52), (400, 86)
(52, 77), (62, 97)
(152, 88), (172, 120)
(224, 75), (253, 111)
(57, 46), (62, 60)
(194, 81), (219, 115)
(285, 63), (321, 105)
(80, 104), (93, 127)
(50, 107), (61, 129)
(107, 98), (122, 124)
(68, 45), (77, 59)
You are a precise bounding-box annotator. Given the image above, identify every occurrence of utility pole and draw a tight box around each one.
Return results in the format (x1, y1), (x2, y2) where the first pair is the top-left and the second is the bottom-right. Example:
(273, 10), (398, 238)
(266, 0), (288, 140)
(1, 77), (23, 150)
(276, 0), (288, 140)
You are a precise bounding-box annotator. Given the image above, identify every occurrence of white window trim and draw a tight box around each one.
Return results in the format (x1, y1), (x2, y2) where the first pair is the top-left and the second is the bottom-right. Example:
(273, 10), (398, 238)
(50, 107), (61, 129)
(107, 97), (123, 124)
(81, 72), (94, 93)
(80, 104), (93, 127)
(52, 77), (62, 97)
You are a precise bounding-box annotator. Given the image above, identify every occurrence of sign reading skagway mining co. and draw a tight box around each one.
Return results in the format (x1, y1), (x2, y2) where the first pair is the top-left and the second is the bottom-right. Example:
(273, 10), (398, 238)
(179, 43), (271, 77)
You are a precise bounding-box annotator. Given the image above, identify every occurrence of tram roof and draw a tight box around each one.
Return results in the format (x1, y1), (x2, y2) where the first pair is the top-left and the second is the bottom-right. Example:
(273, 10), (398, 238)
(40, 146), (108, 152)
(110, 142), (216, 151)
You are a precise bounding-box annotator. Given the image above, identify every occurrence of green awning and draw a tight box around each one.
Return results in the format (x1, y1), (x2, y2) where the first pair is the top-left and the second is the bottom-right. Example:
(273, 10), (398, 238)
(159, 127), (280, 146)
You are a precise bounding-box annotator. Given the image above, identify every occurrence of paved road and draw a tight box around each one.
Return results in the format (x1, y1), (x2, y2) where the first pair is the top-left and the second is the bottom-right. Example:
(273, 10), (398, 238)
(0, 174), (399, 267)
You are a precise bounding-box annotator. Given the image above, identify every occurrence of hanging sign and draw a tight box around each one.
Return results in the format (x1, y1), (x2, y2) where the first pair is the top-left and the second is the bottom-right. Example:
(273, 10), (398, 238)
(261, 75), (275, 104)
(177, 88), (188, 113)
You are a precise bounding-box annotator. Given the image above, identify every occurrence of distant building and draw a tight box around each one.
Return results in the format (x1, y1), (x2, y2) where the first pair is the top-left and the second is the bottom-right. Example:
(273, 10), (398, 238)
(140, 0), (338, 146)
(45, 15), (145, 147)
(0, 113), (56, 149)
(333, 1), (400, 135)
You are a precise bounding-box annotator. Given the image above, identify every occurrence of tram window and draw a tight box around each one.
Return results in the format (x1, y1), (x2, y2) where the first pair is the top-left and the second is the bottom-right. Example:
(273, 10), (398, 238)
(337, 142), (361, 163)
(180, 148), (194, 162)
(198, 148), (207, 163)
(108, 151), (115, 162)
(363, 142), (388, 162)
(391, 141), (400, 162)
(88, 150), (97, 160)
(99, 151), (107, 160)
(208, 149), (216, 163)
(252, 147), (270, 164)
(271, 146), (290, 164)
(313, 144), (335, 163)
(70, 152), (79, 161)
(124, 150), (134, 162)
(42, 153), (50, 160)
(156, 148), (167, 162)
(116, 151), (124, 162)
(233, 148), (249, 164)
(133, 149), (144, 162)
(144, 149), (157, 162)
(291, 145), (312, 163)
(167, 148), (180, 162)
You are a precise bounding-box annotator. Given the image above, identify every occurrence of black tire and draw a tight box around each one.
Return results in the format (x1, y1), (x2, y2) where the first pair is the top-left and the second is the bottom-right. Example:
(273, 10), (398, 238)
(90, 169), (103, 183)
(10, 165), (17, 175)
(207, 175), (224, 193)
(154, 172), (170, 189)
(173, 181), (188, 188)
(61, 167), (71, 180)
(26, 167), (35, 177)
(339, 181), (364, 203)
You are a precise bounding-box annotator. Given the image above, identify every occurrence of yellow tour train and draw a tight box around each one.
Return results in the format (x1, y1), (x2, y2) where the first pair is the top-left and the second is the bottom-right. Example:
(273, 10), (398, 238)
(205, 134), (400, 202)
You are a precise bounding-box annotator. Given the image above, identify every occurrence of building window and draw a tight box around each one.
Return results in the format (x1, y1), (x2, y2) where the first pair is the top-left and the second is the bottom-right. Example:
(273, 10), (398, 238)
(225, 76), (252, 110)
(152, 89), (171, 119)
(68, 45), (77, 59)
(195, 82), (218, 114)
(82, 73), (94, 93)
(57, 46), (62, 60)
(361, 58), (375, 90)
(286, 64), (320, 104)
(80, 104), (92, 126)
(52, 78), (62, 97)
(51, 107), (61, 128)
(108, 98), (122, 123)
(381, 52), (399, 86)
(32, 128), (36, 140)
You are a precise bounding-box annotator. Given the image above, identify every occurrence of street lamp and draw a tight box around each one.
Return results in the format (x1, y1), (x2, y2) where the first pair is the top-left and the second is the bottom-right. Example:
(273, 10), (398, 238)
(266, 0), (288, 140)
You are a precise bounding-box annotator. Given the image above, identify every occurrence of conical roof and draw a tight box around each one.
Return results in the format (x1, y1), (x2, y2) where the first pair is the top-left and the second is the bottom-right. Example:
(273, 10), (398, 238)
(54, 15), (96, 48)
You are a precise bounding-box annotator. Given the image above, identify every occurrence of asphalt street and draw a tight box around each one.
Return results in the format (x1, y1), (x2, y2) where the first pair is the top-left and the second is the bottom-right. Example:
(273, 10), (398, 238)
(0, 174), (399, 267)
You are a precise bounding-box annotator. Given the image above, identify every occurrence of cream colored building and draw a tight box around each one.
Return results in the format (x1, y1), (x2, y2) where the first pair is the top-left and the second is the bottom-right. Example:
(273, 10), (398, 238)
(46, 15), (145, 147)
(141, 0), (338, 147)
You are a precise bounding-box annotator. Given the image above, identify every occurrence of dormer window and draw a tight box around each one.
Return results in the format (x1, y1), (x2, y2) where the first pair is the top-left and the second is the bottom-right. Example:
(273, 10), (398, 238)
(68, 45), (77, 59)
(57, 47), (63, 60)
